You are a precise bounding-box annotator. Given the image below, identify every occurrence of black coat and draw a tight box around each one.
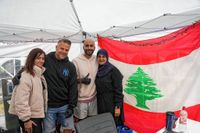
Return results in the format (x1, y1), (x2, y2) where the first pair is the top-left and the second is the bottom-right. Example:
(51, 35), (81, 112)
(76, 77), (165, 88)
(95, 66), (124, 125)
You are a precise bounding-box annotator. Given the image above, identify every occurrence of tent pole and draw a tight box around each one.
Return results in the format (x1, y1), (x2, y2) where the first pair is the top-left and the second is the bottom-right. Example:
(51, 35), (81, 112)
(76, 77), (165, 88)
(69, 0), (86, 40)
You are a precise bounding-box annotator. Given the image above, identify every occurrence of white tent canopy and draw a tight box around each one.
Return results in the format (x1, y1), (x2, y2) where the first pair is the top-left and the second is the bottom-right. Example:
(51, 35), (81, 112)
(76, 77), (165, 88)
(0, 0), (83, 43)
(0, 0), (200, 43)
(93, 8), (200, 39)
(74, 0), (200, 32)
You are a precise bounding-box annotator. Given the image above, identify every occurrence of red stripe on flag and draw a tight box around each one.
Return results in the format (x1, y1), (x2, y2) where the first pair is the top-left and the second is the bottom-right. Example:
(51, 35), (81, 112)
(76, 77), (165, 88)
(98, 22), (200, 65)
(124, 103), (200, 133)
(124, 103), (165, 133)
(185, 104), (200, 121)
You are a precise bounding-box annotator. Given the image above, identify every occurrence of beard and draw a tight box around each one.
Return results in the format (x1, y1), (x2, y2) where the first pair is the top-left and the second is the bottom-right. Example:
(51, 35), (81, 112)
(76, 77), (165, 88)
(84, 49), (94, 56)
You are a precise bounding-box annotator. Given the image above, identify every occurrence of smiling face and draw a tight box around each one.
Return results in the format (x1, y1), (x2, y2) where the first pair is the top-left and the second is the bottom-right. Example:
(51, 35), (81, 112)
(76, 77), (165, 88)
(34, 53), (45, 68)
(97, 54), (107, 65)
(55, 41), (71, 60)
(83, 38), (95, 58)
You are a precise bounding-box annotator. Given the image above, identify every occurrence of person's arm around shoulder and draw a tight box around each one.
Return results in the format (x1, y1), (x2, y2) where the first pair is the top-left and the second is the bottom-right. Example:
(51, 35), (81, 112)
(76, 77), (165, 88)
(12, 67), (24, 85)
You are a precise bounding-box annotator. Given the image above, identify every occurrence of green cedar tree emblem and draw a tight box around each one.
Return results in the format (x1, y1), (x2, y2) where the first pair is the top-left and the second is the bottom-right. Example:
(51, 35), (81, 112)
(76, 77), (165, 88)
(124, 67), (163, 110)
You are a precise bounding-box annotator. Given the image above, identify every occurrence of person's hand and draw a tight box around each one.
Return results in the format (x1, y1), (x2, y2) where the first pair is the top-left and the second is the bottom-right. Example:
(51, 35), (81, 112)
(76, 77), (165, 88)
(12, 74), (21, 86)
(24, 120), (37, 133)
(65, 108), (73, 118)
(80, 73), (91, 85)
(114, 106), (121, 117)
(12, 67), (24, 86)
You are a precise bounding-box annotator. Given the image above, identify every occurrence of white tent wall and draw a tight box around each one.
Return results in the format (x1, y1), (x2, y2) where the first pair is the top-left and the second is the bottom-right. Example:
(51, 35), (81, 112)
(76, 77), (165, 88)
(0, 42), (82, 77)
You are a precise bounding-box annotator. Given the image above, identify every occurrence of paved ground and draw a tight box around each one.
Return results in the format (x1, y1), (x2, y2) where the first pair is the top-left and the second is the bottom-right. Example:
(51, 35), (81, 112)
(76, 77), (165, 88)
(0, 115), (5, 128)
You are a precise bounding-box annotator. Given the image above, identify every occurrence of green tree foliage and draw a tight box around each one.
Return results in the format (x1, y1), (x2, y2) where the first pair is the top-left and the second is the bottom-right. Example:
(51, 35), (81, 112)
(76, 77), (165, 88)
(124, 67), (163, 109)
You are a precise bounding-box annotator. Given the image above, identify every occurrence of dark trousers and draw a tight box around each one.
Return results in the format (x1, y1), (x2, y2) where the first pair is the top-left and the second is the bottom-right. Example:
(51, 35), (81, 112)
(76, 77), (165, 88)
(18, 118), (43, 133)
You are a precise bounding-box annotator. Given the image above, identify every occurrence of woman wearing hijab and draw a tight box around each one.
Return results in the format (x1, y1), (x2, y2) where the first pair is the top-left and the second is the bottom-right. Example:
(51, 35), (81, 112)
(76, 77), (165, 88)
(95, 48), (124, 126)
(9, 48), (47, 133)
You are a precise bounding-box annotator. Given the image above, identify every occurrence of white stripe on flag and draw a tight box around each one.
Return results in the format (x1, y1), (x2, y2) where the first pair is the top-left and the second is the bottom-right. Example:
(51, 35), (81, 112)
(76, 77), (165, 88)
(110, 48), (200, 112)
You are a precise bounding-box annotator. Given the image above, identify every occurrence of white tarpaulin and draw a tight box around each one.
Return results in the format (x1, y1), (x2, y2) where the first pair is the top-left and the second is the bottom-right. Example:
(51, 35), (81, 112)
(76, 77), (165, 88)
(0, 0), (200, 42)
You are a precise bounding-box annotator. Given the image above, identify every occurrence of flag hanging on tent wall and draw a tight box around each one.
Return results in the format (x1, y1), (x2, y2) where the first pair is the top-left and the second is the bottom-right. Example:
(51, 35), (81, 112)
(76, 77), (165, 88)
(98, 21), (200, 133)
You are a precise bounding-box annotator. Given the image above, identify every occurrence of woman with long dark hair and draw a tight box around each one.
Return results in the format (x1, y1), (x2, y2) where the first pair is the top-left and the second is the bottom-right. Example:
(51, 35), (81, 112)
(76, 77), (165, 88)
(9, 48), (47, 133)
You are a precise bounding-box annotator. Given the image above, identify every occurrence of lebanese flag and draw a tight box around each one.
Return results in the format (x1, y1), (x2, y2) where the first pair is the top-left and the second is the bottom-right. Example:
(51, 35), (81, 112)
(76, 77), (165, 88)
(98, 21), (200, 133)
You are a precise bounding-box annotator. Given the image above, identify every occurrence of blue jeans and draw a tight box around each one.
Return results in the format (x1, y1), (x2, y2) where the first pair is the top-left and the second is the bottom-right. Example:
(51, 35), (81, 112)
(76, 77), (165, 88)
(43, 105), (75, 133)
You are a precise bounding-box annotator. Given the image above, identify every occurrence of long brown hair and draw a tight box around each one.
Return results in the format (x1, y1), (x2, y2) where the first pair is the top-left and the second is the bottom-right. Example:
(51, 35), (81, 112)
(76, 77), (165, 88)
(24, 48), (46, 76)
